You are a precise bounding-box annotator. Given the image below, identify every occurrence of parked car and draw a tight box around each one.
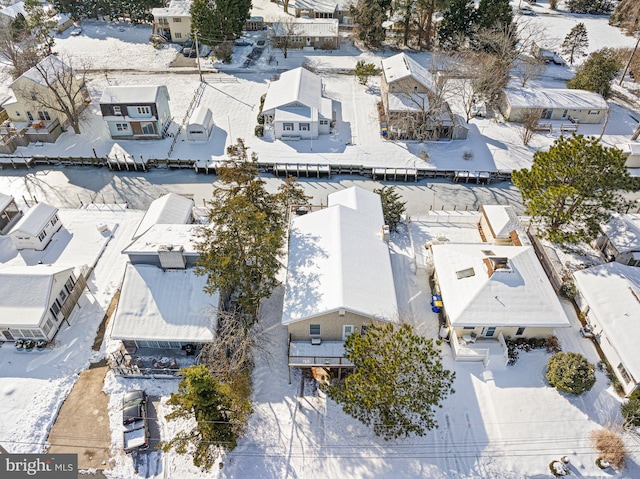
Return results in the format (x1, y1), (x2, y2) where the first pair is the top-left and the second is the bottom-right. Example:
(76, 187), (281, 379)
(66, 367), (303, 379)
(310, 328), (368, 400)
(122, 390), (149, 453)
(182, 47), (194, 57)
(69, 26), (82, 36)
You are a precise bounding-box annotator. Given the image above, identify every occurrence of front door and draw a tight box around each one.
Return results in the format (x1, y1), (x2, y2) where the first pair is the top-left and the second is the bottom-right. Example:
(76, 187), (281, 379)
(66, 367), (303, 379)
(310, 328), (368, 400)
(342, 325), (354, 340)
(485, 327), (496, 337)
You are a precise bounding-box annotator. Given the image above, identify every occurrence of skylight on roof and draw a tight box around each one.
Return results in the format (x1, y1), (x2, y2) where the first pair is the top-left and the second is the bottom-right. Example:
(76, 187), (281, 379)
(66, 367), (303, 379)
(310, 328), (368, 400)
(456, 267), (475, 279)
(482, 250), (496, 256)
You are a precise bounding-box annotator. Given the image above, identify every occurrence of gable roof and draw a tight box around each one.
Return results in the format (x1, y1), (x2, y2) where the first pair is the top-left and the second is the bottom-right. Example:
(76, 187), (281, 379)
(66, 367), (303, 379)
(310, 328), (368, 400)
(262, 67), (332, 119)
(283, 186), (397, 325)
(151, 0), (192, 17)
(10, 55), (72, 89)
(133, 193), (194, 240)
(10, 202), (58, 236)
(110, 264), (217, 343)
(482, 205), (524, 240)
(272, 18), (338, 37)
(381, 53), (436, 92)
(0, 1), (26, 20)
(0, 193), (14, 211)
(100, 85), (167, 105)
(123, 224), (201, 256)
(0, 264), (74, 328)
(432, 244), (569, 328)
(573, 263), (640, 384)
(601, 213), (640, 254)
(504, 87), (608, 110)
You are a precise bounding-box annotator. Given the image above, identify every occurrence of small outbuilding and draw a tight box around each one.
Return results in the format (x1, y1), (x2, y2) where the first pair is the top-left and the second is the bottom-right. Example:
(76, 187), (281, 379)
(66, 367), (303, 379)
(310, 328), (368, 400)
(616, 142), (640, 168)
(0, 193), (22, 235)
(186, 106), (214, 141)
(9, 202), (62, 251)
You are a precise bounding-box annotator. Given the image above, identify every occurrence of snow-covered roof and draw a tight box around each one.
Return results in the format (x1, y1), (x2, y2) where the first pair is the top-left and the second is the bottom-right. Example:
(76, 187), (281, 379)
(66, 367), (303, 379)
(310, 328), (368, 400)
(133, 193), (194, 240)
(381, 53), (436, 92)
(600, 213), (640, 253)
(151, 0), (191, 17)
(188, 106), (212, 127)
(123, 224), (201, 256)
(262, 67), (332, 120)
(387, 92), (430, 112)
(271, 18), (339, 37)
(293, 0), (340, 14)
(0, 193), (14, 211)
(573, 263), (640, 385)
(482, 205), (523, 240)
(616, 142), (640, 156)
(0, 264), (73, 328)
(10, 55), (71, 88)
(432, 244), (569, 328)
(107, 143), (133, 162)
(110, 264), (216, 342)
(0, 1), (26, 20)
(100, 85), (167, 105)
(10, 203), (58, 236)
(504, 87), (608, 110)
(283, 186), (397, 325)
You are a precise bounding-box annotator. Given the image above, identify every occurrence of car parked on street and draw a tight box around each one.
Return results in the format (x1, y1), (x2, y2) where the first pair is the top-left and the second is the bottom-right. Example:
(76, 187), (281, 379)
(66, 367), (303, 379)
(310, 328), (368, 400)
(122, 390), (149, 453)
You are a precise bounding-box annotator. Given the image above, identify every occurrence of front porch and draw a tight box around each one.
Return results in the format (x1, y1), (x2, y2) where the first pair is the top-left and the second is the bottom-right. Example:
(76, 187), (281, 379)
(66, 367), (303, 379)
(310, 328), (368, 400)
(449, 330), (509, 367)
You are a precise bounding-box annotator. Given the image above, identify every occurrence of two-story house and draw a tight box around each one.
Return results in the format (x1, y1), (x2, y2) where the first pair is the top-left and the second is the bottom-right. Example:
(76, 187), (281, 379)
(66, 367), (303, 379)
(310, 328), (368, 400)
(151, 0), (192, 43)
(99, 85), (171, 140)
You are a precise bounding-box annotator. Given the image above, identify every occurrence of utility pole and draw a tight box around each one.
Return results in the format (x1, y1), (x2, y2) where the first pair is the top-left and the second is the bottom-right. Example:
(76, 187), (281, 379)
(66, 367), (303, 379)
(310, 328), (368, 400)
(619, 32), (640, 86)
(194, 30), (203, 83)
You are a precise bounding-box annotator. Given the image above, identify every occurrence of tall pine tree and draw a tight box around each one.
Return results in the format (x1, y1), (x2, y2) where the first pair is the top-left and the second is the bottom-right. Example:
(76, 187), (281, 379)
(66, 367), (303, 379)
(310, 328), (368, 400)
(350, 0), (390, 48)
(561, 23), (588, 65)
(438, 0), (476, 50)
(512, 135), (633, 243)
(191, 0), (251, 45)
(476, 0), (512, 31)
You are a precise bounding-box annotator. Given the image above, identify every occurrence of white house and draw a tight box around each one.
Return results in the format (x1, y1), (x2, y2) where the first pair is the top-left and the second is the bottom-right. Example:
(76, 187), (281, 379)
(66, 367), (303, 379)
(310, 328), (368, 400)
(500, 87), (608, 124)
(283, 186), (398, 368)
(9, 202), (62, 250)
(0, 265), (82, 342)
(271, 18), (340, 50)
(186, 106), (214, 141)
(479, 205), (529, 246)
(132, 193), (194, 240)
(151, 0), (192, 43)
(573, 263), (640, 396)
(596, 213), (640, 266)
(432, 244), (570, 342)
(123, 224), (201, 268)
(262, 67), (334, 140)
(0, 193), (22, 235)
(616, 142), (640, 169)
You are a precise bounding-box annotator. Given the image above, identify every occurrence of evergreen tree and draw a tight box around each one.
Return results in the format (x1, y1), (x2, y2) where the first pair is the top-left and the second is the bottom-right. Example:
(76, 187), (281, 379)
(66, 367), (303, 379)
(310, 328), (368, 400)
(546, 352), (596, 395)
(191, 0), (251, 45)
(350, 0), (389, 48)
(561, 23), (589, 66)
(195, 139), (291, 321)
(567, 48), (622, 98)
(24, 0), (55, 56)
(374, 186), (406, 232)
(414, 0), (448, 50)
(354, 60), (377, 85)
(324, 323), (455, 440)
(567, 0), (614, 15)
(476, 0), (512, 31)
(621, 392), (640, 427)
(512, 135), (633, 244)
(162, 365), (247, 470)
(438, 0), (476, 50)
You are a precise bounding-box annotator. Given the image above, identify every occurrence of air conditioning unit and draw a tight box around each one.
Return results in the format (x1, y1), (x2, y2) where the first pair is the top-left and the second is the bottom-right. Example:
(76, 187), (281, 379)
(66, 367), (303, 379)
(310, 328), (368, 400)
(311, 338), (321, 345)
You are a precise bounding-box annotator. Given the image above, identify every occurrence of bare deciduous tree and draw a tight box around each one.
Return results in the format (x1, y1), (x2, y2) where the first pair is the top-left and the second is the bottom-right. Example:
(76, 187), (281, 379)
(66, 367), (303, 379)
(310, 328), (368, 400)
(513, 55), (546, 87)
(270, 17), (300, 59)
(15, 54), (90, 134)
(0, 25), (44, 78)
(518, 108), (543, 146)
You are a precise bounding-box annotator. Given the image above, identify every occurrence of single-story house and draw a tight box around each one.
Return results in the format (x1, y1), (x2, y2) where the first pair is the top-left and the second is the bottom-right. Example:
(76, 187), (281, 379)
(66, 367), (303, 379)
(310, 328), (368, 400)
(616, 142), (640, 168)
(596, 213), (640, 266)
(109, 263), (218, 351)
(9, 202), (62, 251)
(573, 263), (640, 396)
(283, 186), (398, 369)
(99, 85), (172, 140)
(380, 53), (468, 140)
(0, 265), (84, 342)
(132, 192), (194, 240)
(292, 0), (352, 23)
(0, 193), (22, 235)
(262, 67), (334, 140)
(479, 205), (528, 246)
(432, 244), (570, 346)
(123, 224), (201, 268)
(271, 18), (340, 51)
(500, 87), (608, 124)
(53, 12), (74, 33)
(151, 0), (192, 42)
(186, 106), (214, 141)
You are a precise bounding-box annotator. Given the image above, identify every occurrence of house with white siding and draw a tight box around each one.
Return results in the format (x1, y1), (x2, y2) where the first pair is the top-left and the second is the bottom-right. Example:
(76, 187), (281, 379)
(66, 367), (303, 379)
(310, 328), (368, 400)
(9, 202), (62, 251)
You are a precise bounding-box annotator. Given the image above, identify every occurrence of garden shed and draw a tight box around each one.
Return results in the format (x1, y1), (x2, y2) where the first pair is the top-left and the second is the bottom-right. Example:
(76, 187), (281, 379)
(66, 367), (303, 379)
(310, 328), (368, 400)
(186, 106), (213, 141)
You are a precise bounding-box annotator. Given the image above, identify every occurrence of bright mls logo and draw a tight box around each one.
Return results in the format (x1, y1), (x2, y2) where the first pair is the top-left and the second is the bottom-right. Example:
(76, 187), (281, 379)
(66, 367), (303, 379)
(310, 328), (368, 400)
(1, 454), (77, 478)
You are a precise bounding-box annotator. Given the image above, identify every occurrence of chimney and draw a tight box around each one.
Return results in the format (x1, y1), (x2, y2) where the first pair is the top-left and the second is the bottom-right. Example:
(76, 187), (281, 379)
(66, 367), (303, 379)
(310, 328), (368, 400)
(382, 225), (390, 242)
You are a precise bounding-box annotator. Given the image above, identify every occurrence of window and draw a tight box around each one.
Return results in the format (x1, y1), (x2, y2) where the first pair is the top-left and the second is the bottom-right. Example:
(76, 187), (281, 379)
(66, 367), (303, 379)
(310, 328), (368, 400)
(58, 288), (67, 303)
(116, 123), (129, 131)
(485, 327), (496, 337)
(136, 106), (151, 116)
(27, 111), (34, 121)
(37, 231), (46, 242)
(309, 324), (321, 336)
(588, 110), (600, 115)
(38, 111), (51, 121)
(283, 123), (294, 131)
(113, 106), (121, 115)
(299, 123), (310, 131)
(51, 215), (58, 226)
(463, 326), (475, 330)
(516, 327), (526, 336)
(65, 277), (75, 293)
(174, 32), (182, 38)
(172, 17), (181, 22)
(141, 122), (155, 135)
(618, 363), (631, 383)
(361, 325), (369, 336)
(320, 119), (327, 125)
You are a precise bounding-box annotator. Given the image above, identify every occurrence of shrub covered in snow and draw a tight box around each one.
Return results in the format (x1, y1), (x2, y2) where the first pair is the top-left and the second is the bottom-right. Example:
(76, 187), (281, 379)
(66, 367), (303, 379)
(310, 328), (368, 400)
(546, 352), (596, 395)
